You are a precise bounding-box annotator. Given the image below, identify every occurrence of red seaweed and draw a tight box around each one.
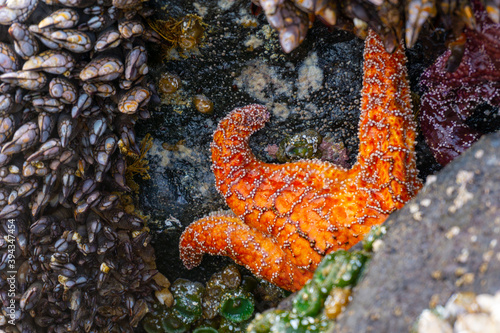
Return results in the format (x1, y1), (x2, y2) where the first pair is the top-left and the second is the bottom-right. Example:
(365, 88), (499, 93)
(420, 2), (500, 165)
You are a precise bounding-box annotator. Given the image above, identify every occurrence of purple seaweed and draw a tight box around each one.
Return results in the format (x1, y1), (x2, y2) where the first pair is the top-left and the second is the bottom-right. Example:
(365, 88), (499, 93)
(420, 4), (500, 166)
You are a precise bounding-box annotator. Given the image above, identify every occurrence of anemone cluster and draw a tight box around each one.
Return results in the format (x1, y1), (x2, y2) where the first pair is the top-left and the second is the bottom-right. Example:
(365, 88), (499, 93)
(250, 0), (500, 53)
(0, 0), (164, 331)
(247, 249), (369, 333)
(275, 129), (323, 162)
(142, 264), (285, 333)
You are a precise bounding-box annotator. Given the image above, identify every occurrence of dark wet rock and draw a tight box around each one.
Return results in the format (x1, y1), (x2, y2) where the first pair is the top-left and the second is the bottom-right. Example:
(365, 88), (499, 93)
(334, 130), (500, 333)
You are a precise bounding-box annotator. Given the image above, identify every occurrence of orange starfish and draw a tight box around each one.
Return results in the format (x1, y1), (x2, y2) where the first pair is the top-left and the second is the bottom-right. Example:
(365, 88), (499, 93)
(179, 30), (422, 292)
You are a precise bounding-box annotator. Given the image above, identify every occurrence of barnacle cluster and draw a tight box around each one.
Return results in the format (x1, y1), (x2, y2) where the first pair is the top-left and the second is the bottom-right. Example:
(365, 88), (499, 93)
(0, 0), (165, 330)
(414, 290), (500, 332)
(0, 208), (162, 332)
(142, 264), (285, 333)
(251, 0), (500, 53)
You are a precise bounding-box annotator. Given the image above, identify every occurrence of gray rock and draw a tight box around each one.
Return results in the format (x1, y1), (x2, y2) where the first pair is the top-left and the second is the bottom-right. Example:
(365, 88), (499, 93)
(335, 130), (500, 332)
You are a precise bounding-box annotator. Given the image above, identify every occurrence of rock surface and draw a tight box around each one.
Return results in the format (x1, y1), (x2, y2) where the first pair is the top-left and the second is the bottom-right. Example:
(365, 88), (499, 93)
(334, 130), (500, 332)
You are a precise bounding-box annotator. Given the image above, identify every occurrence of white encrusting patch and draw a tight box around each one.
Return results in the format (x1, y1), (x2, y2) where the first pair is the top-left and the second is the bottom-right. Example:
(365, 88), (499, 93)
(234, 60), (293, 103)
(448, 170), (475, 213)
(297, 52), (323, 99)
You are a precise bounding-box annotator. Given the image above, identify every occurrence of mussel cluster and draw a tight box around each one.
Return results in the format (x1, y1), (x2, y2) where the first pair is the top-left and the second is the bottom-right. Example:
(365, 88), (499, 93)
(0, 0), (163, 331)
(250, 0), (500, 53)
(0, 208), (160, 332)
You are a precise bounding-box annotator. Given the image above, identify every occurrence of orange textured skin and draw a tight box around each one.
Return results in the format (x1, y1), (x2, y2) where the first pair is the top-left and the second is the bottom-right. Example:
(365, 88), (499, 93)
(179, 30), (422, 292)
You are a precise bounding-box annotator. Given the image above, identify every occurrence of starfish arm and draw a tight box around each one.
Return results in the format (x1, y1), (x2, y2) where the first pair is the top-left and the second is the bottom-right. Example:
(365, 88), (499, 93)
(210, 103), (271, 200)
(356, 30), (422, 212)
(210, 105), (355, 265)
(179, 212), (313, 291)
(210, 105), (348, 209)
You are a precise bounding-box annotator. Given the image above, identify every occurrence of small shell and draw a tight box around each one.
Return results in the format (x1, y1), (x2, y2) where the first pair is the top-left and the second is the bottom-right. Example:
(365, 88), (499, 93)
(26, 138), (62, 162)
(22, 50), (75, 75)
(124, 45), (148, 81)
(49, 29), (94, 53)
(0, 166), (22, 185)
(116, 115), (139, 156)
(118, 86), (151, 114)
(0, 42), (19, 73)
(8, 23), (39, 60)
(0, 8), (19, 26)
(142, 29), (163, 43)
(485, 0), (500, 23)
(0, 94), (14, 115)
(9, 178), (38, 204)
(314, 0), (338, 26)
(0, 70), (47, 90)
(0, 202), (23, 219)
(0, 114), (15, 144)
(1, 121), (39, 155)
(38, 112), (56, 142)
(107, 5), (118, 20)
(58, 114), (73, 147)
(61, 166), (75, 199)
(88, 116), (107, 145)
(32, 96), (64, 113)
(78, 14), (114, 31)
(49, 77), (77, 104)
(405, 0), (437, 48)
(38, 8), (79, 29)
(71, 92), (92, 118)
(28, 26), (62, 49)
(84, 5), (105, 15)
(0, 0), (38, 24)
(118, 19), (145, 39)
(94, 134), (117, 181)
(29, 27), (94, 53)
(95, 27), (122, 52)
(83, 81), (116, 97)
(0, 148), (12, 167)
(79, 56), (123, 81)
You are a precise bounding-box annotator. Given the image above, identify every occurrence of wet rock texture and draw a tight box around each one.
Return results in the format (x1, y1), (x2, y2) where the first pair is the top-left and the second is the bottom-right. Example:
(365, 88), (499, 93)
(334, 131), (500, 333)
